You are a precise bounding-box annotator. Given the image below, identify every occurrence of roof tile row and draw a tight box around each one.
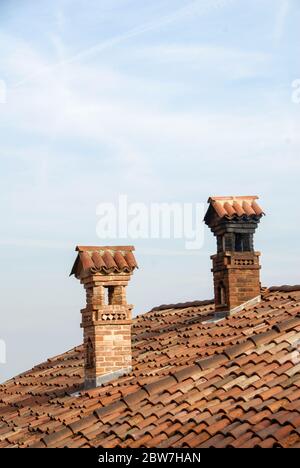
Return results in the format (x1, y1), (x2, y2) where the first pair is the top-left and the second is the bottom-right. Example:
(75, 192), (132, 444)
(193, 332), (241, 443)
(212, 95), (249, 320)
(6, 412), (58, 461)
(1, 289), (300, 447)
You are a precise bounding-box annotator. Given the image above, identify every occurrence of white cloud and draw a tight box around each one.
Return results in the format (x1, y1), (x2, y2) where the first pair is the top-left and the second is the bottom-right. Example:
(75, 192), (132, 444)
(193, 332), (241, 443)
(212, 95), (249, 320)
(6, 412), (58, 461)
(1, 34), (299, 204)
(9, 0), (226, 88)
(0, 238), (71, 249)
(0, 0), (299, 383)
(273, 0), (290, 43)
(0, 39), (288, 146)
(130, 44), (271, 80)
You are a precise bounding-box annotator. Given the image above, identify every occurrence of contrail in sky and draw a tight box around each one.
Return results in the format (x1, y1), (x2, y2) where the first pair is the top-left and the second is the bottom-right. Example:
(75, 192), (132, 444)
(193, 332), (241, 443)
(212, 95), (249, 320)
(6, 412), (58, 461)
(12, 0), (234, 88)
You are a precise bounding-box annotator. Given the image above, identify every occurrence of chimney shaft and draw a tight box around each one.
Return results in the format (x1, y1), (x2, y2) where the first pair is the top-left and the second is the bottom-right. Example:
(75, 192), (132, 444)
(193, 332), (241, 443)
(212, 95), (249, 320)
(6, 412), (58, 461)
(70, 246), (138, 388)
(204, 196), (265, 315)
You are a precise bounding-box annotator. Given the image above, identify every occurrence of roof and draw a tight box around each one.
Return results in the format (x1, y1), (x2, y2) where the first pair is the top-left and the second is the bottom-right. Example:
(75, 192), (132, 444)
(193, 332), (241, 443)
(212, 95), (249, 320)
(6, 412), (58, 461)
(1, 286), (300, 448)
(204, 196), (264, 222)
(70, 246), (138, 279)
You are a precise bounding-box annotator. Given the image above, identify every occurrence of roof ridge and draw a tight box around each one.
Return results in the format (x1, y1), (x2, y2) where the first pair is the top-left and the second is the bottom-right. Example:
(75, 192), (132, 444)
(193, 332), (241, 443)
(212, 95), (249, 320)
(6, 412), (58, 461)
(267, 285), (300, 293)
(150, 299), (214, 313)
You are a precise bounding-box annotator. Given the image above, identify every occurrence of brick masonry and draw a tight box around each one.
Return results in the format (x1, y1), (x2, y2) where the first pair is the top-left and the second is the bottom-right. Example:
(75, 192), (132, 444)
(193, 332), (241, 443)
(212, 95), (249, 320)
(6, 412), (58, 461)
(204, 195), (264, 315)
(211, 251), (261, 312)
(80, 275), (134, 388)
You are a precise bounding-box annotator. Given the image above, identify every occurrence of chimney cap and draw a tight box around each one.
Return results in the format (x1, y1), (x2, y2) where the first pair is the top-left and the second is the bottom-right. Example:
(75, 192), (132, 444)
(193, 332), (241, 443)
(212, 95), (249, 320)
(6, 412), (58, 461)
(204, 195), (265, 224)
(70, 246), (138, 278)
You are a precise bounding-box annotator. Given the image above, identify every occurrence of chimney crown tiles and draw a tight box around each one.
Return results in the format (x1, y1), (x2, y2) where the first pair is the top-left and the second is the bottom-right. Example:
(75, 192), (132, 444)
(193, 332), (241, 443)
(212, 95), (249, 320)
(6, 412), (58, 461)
(70, 245), (138, 279)
(204, 195), (265, 223)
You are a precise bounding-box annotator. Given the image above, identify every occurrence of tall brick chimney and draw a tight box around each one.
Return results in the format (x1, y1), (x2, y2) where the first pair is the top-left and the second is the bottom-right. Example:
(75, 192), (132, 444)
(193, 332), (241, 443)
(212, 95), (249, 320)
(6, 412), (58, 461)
(204, 196), (265, 315)
(70, 246), (138, 389)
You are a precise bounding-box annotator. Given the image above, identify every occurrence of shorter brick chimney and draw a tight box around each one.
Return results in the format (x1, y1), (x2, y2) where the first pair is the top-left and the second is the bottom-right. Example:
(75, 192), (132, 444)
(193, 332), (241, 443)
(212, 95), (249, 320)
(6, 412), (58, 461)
(70, 246), (138, 389)
(204, 196), (265, 315)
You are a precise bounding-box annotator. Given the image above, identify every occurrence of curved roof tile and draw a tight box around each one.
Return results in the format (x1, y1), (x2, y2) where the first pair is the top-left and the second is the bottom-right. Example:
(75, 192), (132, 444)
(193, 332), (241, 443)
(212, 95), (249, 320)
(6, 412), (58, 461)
(1, 288), (300, 448)
(205, 196), (265, 221)
(70, 246), (138, 278)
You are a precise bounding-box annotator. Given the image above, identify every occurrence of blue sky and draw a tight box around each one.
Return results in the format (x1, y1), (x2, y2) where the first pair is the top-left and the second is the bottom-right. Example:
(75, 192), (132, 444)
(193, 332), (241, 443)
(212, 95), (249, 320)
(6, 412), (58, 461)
(0, 0), (299, 381)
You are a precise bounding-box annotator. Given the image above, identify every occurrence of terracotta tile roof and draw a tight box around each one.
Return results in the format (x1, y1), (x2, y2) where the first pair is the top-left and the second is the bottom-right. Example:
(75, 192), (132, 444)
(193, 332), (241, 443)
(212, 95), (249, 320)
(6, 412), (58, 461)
(70, 246), (138, 278)
(205, 196), (264, 220)
(1, 287), (300, 448)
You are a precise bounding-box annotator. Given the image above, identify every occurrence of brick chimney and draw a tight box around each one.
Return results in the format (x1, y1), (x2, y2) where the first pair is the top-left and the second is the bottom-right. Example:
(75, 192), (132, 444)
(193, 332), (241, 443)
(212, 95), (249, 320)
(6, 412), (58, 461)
(70, 246), (138, 389)
(204, 196), (265, 315)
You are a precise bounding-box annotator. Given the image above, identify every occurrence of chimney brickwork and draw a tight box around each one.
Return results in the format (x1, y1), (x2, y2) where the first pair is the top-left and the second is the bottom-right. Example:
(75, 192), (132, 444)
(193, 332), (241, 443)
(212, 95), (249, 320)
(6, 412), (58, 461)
(204, 196), (264, 314)
(211, 251), (261, 312)
(70, 246), (138, 388)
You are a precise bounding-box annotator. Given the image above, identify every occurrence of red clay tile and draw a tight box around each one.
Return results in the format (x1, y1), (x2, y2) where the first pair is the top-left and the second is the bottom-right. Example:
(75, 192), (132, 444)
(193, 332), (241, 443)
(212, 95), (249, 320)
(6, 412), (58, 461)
(1, 288), (300, 448)
(205, 196), (264, 220)
(70, 246), (138, 278)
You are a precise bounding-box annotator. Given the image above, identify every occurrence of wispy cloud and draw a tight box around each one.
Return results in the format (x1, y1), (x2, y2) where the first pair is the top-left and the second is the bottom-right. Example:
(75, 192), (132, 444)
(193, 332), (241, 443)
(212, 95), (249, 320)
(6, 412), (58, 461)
(0, 238), (71, 249)
(11, 0), (235, 88)
(273, 0), (290, 43)
(130, 44), (271, 80)
(0, 0), (299, 382)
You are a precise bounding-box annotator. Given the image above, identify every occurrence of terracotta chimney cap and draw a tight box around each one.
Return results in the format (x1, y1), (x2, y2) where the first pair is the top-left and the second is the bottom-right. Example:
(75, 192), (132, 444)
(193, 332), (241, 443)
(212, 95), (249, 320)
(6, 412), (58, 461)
(205, 195), (265, 223)
(70, 246), (138, 279)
